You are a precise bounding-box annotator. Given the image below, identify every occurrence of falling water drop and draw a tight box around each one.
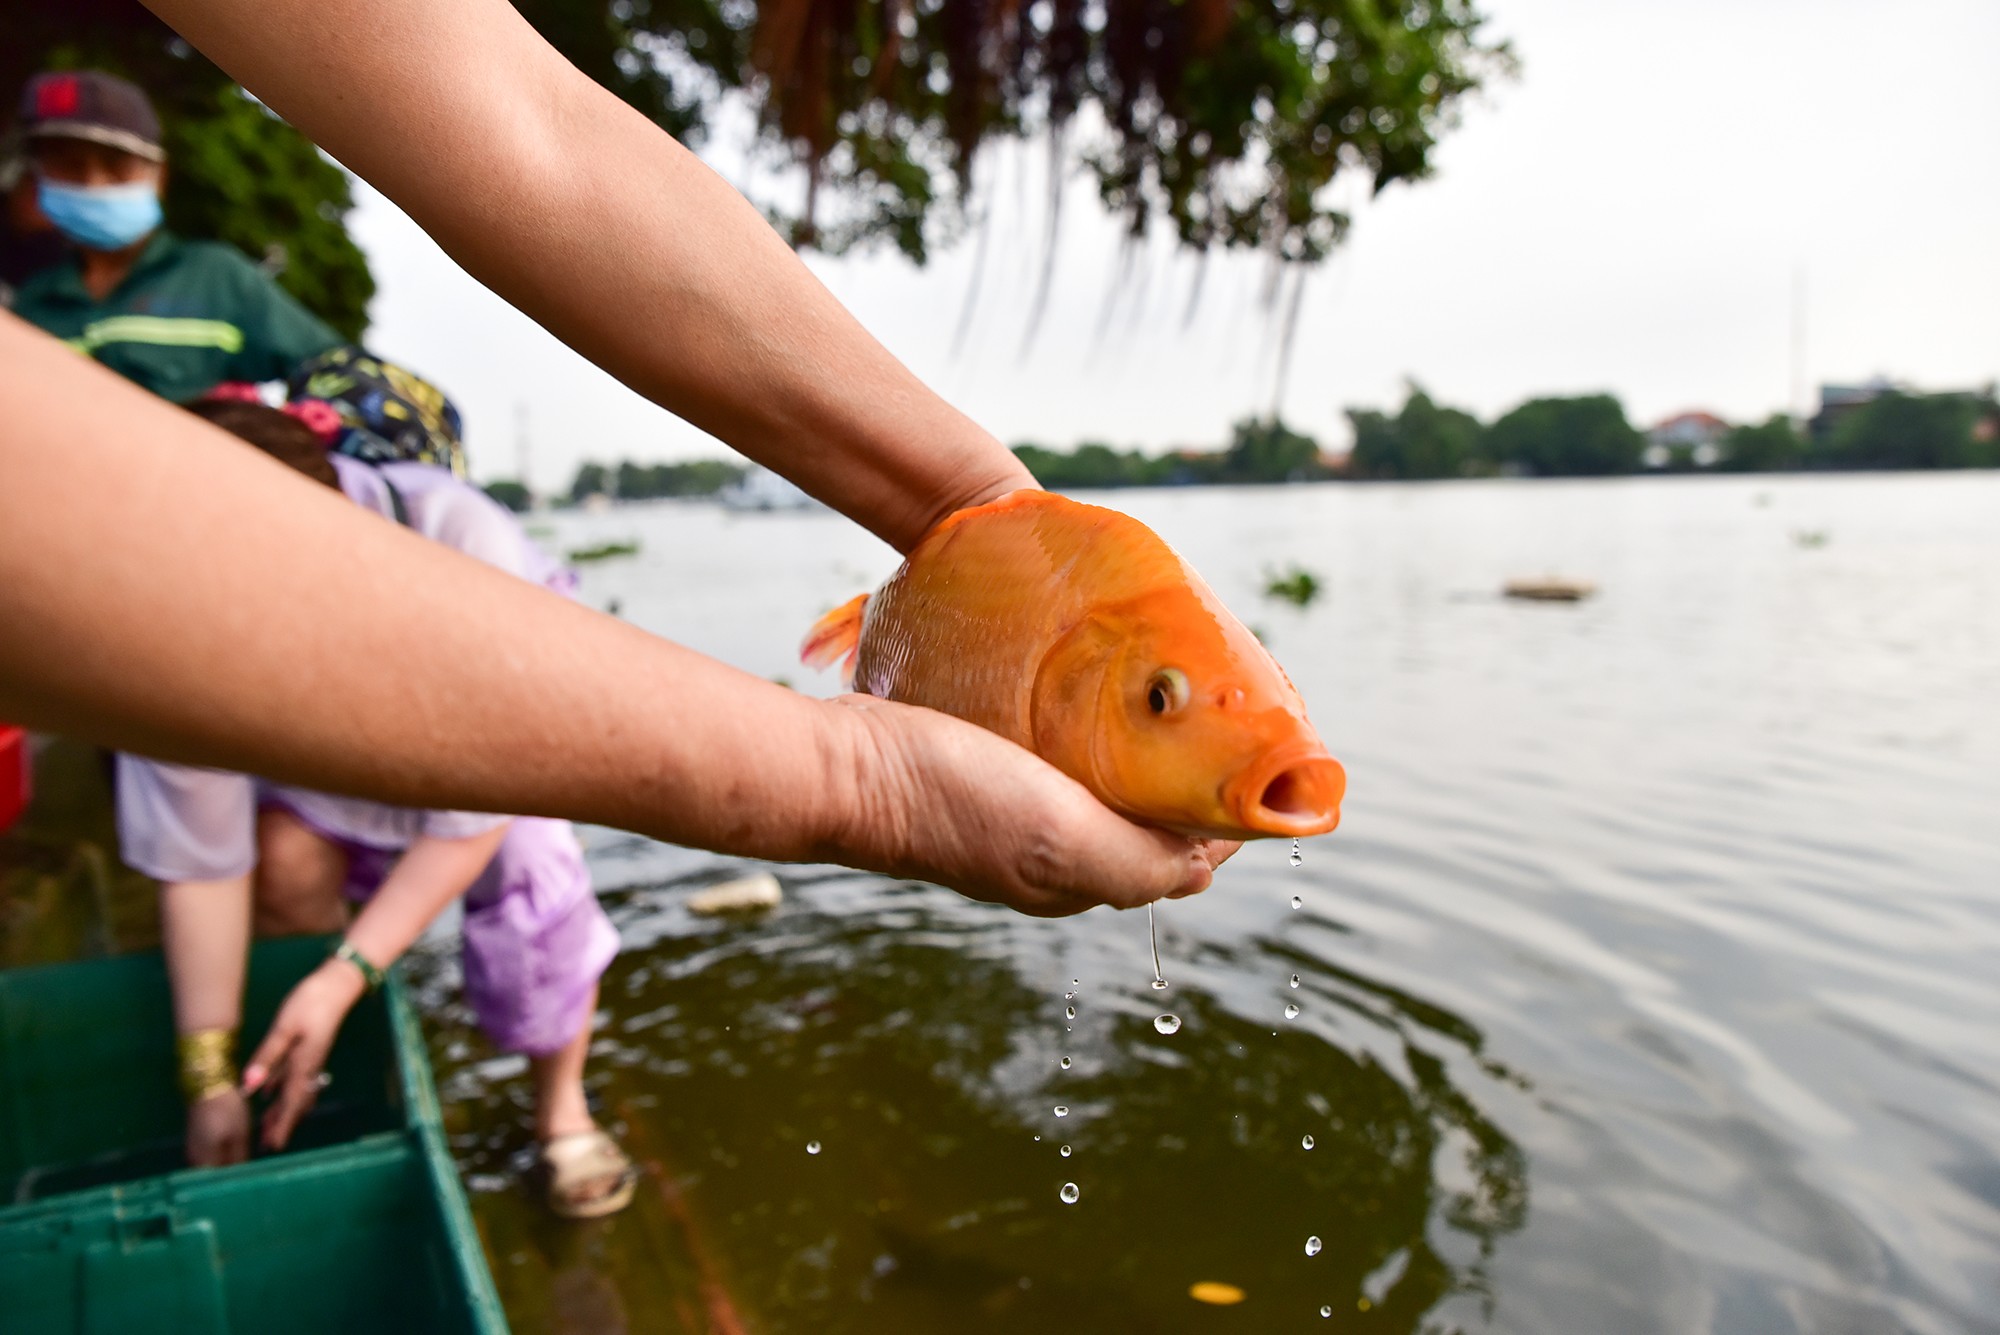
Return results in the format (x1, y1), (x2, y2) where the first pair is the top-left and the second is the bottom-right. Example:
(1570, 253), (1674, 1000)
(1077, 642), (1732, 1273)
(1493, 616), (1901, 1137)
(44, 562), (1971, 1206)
(1289, 974), (1301, 989)
(1147, 902), (1168, 990)
(806, 1141), (821, 1155)
(1320, 1306), (1333, 1318)
(1290, 837), (1303, 867)
(1054, 1105), (1070, 1118)
(1060, 1145), (1072, 1158)
(1154, 1014), (1182, 1035)
(1059, 1183), (1080, 1204)
(1060, 1056), (1072, 1070)
(1284, 1003), (1301, 1020)
(1302, 1134), (1315, 1149)
(1065, 1005), (1076, 1020)
(1290, 895), (1302, 910)
(1305, 1236), (1323, 1257)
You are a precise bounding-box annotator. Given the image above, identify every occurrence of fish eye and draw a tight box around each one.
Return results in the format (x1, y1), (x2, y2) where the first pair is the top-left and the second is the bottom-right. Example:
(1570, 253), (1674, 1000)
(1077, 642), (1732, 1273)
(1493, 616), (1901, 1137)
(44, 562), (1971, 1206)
(1146, 668), (1190, 715)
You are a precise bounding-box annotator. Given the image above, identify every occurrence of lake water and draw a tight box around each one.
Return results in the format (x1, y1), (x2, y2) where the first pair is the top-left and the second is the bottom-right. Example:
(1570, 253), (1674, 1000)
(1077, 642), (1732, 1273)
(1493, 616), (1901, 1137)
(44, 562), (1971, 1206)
(408, 473), (2000, 1333)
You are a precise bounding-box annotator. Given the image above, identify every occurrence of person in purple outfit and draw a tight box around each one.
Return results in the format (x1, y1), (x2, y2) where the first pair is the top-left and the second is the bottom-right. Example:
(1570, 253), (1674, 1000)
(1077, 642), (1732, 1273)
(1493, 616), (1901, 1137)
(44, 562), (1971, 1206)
(124, 398), (635, 1218)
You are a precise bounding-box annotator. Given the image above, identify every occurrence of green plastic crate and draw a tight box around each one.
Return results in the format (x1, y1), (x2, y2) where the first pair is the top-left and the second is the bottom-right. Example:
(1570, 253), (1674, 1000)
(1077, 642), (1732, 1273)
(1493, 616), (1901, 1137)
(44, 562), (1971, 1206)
(0, 937), (507, 1334)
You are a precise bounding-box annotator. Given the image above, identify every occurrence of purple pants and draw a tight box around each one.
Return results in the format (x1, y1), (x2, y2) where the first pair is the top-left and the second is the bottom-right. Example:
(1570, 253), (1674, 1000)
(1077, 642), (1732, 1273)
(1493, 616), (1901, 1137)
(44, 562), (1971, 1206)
(286, 809), (618, 1057)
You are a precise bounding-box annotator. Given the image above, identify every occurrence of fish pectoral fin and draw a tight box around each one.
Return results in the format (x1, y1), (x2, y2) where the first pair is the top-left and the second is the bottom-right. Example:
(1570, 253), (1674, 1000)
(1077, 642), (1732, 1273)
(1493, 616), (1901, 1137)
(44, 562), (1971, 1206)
(800, 593), (869, 683)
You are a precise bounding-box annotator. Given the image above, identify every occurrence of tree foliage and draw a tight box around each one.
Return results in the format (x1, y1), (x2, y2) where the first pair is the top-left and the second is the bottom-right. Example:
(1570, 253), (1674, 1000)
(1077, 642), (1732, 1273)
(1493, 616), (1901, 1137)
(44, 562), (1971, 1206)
(1813, 392), (1996, 471)
(1222, 415), (1323, 481)
(523, 0), (1509, 264)
(1717, 415), (1801, 473)
(483, 479), (534, 512)
(1483, 395), (1641, 477)
(4, 0), (374, 339)
(1347, 381), (1483, 478)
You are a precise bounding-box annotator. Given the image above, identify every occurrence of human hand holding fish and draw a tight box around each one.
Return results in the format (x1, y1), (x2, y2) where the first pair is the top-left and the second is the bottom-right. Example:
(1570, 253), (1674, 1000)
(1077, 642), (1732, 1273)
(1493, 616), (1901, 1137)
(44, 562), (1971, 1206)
(803, 491), (1344, 896)
(826, 691), (1239, 917)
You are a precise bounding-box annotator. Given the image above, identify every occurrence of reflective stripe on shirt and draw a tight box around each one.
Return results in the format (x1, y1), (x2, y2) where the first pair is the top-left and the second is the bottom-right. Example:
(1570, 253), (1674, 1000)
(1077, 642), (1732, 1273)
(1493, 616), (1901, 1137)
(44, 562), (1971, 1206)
(65, 314), (245, 356)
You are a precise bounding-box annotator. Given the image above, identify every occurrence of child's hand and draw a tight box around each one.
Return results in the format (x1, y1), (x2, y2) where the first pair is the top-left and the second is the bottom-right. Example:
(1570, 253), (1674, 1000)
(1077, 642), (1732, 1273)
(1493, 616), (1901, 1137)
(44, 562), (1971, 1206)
(185, 1086), (251, 1167)
(243, 958), (366, 1150)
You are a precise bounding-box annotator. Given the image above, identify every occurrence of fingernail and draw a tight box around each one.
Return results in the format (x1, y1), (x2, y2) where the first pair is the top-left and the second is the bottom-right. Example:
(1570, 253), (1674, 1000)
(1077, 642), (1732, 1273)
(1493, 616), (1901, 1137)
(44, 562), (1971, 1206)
(242, 1066), (264, 1091)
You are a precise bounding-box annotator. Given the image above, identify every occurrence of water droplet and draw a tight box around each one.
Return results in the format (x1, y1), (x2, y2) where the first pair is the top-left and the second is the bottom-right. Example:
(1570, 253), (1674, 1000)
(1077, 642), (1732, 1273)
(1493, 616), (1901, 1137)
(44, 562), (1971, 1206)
(1154, 1014), (1182, 1035)
(1054, 1105), (1069, 1117)
(1284, 1003), (1300, 1020)
(806, 1141), (821, 1155)
(1060, 1145), (1072, 1158)
(1289, 974), (1301, 989)
(1150, 978), (1169, 991)
(1072, 978), (1079, 986)
(1320, 1305), (1333, 1318)
(1305, 1235), (1322, 1257)
(1064, 991), (1074, 1001)
(1302, 1134), (1315, 1149)
(1065, 1005), (1076, 1020)
(1059, 1182), (1080, 1204)
(1060, 1056), (1072, 1069)
(1290, 837), (1303, 868)
(1290, 895), (1302, 910)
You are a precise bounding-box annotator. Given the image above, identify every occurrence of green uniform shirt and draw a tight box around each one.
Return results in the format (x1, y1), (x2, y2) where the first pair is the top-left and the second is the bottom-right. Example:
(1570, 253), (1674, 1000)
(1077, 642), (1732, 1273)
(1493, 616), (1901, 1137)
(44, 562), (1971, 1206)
(12, 231), (343, 403)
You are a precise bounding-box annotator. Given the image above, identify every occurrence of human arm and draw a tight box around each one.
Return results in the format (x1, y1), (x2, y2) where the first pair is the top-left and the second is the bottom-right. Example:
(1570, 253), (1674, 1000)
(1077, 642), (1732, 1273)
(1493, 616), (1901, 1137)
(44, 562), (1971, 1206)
(147, 0), (1033, 554)
(1, 319), (1221, 913)
(243, 823), (510, 1149)
(160, 873), (254, 1166)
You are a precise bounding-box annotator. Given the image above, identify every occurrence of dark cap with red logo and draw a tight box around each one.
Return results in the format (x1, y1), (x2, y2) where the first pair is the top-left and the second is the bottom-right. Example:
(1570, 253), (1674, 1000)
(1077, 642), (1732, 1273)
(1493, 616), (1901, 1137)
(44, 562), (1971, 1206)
(18, 70), (165, 163)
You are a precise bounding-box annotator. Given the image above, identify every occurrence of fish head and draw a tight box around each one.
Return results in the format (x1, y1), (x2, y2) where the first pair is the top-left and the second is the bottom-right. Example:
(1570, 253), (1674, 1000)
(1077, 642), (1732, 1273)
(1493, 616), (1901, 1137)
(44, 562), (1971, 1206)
(1032, 580), (1345, 841)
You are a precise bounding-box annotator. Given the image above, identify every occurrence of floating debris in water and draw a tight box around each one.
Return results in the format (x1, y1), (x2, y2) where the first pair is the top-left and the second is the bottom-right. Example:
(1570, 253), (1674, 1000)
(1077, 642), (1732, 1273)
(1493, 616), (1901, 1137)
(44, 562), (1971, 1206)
(1291, 895), (1303, 910)
(1060, 1182), (1080, 1204)
(1503, 576), (1595, 602)
(686, 872), (782, 916)
(1305, 1236), (1323, 1257)
(1285, 1003), (1301, 1020)
(1054, 1106), (1069, 1118)
(1302, 1134), (1315, 1149)
(1189, 1282), (1246, 1306)
(566, 538), (641, 563)
(1793, 529), (1830, 549)
(1290, 837), (1303, 867)
(1263, 564), (1324, 608)
(1154, 1014), (1182, 1035)
(806, 1140), (821, 1155)
(1060, 1145), (1072, 1158)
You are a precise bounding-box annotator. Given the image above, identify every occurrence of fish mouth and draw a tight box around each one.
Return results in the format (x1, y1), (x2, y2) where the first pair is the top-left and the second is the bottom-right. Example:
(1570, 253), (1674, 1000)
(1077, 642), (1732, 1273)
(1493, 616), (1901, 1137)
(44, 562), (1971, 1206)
(1226, 746), (1346, 837)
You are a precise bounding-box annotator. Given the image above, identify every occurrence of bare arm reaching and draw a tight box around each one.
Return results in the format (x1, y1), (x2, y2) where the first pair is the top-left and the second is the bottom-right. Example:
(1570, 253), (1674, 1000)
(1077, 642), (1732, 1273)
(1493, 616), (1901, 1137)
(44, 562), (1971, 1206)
(0, 318), (1224, 915)
(145, 0), (1033, 555)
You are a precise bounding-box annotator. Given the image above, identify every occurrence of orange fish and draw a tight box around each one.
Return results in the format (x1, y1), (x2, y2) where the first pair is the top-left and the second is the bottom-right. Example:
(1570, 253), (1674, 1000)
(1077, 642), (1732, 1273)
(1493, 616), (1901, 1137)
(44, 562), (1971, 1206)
(801, 490), (1344, 841)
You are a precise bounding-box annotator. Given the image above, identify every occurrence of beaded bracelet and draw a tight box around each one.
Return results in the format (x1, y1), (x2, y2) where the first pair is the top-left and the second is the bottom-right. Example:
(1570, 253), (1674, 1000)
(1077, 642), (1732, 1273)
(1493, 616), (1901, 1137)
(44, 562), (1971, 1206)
(331, 939), (386, 993)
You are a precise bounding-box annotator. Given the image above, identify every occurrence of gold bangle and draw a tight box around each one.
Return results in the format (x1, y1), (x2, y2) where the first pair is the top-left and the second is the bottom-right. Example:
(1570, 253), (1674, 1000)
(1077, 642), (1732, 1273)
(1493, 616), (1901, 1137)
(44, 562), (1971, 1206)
(177, 1027), (239, 1104)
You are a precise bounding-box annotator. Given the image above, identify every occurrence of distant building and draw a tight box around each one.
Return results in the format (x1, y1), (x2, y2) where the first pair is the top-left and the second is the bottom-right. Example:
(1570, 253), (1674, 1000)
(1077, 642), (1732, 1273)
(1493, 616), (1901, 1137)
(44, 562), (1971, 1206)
(1644, 410), (1729, 469)
(1810, 377), (1904, 442)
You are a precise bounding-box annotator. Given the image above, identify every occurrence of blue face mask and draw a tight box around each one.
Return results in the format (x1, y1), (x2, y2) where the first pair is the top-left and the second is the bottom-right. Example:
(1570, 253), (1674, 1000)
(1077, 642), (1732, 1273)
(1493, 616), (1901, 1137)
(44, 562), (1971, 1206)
(36, 177), (163, 252)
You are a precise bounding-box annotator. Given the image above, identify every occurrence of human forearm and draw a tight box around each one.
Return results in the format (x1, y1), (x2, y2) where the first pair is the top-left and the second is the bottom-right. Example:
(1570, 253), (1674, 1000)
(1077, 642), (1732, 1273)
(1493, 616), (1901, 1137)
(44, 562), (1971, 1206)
(339, 825), (510, 974)
(3, 322), (1215, 913)
(160, 875), (252, 1034)
(147, 0), (1034, 553)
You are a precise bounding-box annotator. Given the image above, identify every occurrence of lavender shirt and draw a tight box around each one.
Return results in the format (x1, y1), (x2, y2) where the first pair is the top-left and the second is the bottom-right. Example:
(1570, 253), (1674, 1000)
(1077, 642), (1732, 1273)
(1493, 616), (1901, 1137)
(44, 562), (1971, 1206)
(117, 459), (570, 876)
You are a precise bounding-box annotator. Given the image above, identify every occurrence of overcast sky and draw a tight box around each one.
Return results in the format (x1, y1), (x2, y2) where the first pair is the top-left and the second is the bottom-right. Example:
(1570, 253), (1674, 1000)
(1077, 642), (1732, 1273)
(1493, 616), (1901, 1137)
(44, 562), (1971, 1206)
(346, 0), (2000, 489)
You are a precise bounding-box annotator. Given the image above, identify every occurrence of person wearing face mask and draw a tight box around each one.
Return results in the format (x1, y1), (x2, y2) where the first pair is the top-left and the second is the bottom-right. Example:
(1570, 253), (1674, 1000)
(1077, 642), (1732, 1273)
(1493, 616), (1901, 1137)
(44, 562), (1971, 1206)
(9, 69), (343, 403)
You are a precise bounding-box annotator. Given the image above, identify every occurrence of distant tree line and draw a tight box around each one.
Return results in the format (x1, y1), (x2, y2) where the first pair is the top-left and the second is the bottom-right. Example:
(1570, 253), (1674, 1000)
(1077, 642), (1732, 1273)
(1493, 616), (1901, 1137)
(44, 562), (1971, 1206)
(490, 385), (1997, 511)
(562, 459), (749, 504)
(1013, 384), (1999, 490)
(1346, 383), (1999, 479)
